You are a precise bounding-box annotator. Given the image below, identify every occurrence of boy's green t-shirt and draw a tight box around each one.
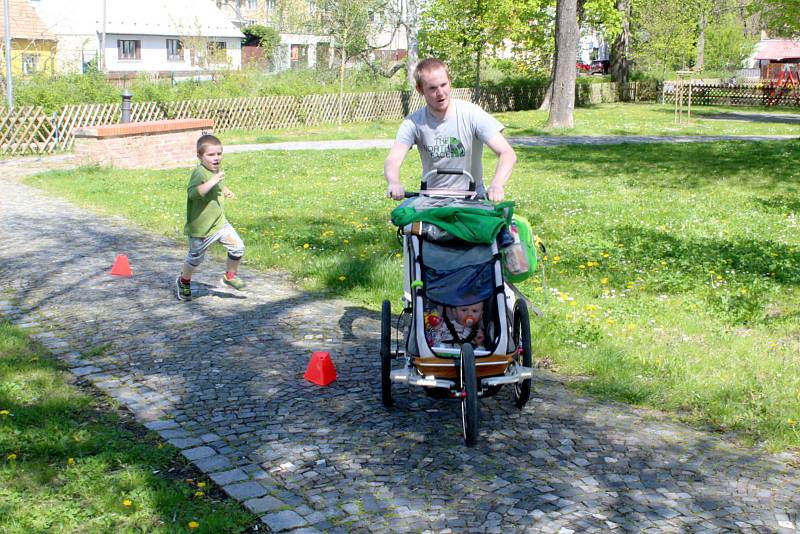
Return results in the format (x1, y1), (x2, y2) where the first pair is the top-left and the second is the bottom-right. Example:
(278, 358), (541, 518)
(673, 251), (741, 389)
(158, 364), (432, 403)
(184, 164), (228, 237)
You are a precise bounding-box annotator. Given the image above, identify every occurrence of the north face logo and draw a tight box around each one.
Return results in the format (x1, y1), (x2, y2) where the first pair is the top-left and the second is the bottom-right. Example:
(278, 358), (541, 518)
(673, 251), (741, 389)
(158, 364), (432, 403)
(425, 136), (466, 159)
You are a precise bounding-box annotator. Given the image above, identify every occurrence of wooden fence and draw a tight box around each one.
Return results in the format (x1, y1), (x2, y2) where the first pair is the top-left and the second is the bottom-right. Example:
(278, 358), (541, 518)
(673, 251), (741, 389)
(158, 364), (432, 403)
(662, 82), (800, 107)
(0, 82), (656, 156)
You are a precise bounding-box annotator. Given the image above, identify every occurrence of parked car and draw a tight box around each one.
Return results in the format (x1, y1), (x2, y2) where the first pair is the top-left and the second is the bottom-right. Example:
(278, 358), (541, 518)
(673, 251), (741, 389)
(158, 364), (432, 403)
(576, 62), (590, 74)
(590, 59), (610, 75)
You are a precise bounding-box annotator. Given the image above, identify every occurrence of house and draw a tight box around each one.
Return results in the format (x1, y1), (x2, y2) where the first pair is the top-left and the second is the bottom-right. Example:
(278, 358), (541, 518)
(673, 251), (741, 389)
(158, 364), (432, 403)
(215, 0), (409, 73)
(749, 39), (800, 79)
(32, 0), (244, 75)
(215, 0), (331, 71)
(0, 0), (57, 76)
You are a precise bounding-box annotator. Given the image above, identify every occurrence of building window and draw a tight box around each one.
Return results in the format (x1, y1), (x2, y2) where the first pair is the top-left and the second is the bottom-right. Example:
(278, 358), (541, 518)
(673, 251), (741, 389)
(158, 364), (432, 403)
(167, 39), (183, 61)
(247, 0), (257, 8)
(207, 41), (227, 63)
(290, 44), (308, 69)
(265, 0), (276, 17)
(307, 0), (315, 15)
(22, 54), (38, 75)
(117, 39), (141, 60)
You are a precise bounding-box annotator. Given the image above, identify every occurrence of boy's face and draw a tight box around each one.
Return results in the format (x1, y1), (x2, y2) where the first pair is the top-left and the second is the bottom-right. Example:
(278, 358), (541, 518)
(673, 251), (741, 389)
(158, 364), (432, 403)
(455, 303), (483, 327)
(198, 144), (223, 173)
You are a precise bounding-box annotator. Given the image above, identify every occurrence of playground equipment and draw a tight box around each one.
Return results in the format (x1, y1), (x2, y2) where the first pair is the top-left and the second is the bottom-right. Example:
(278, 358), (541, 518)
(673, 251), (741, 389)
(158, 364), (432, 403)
(763, 69), (800, 106)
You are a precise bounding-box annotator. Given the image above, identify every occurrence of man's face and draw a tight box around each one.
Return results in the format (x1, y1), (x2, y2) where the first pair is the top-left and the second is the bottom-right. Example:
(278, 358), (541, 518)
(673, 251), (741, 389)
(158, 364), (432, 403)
(199, 144), (223, 173)
(417, 66), (451, 115)
(455, 303), (483, 327)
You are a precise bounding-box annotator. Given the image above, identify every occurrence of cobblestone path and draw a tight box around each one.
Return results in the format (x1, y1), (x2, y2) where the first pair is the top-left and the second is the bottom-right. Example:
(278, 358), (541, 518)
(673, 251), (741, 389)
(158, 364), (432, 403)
(1, 168), (799, 533)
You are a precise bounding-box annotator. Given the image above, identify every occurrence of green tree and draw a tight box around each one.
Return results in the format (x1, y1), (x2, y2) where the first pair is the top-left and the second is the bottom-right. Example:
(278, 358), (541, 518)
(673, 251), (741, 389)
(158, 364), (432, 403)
(318, 0), (379, 124)
(630, 0), (698, 75)
(420, 0), (535, 92)
(704, 13), (758, 71)
(751, 0), (800, 36)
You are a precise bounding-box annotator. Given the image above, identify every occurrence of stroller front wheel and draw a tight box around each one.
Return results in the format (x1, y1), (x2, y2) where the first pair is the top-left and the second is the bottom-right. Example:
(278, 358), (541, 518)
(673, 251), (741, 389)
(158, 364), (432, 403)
(460, 343), (479, 446)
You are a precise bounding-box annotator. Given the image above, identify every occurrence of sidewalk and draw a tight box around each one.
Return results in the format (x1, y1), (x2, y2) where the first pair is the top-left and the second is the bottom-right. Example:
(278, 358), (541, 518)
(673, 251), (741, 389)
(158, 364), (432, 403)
(1, 141), (798, 532)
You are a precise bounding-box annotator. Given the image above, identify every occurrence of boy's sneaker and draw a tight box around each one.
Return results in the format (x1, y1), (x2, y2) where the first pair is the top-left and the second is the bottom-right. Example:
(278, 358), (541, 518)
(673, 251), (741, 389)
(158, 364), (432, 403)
(221, 274), (247, 291)
(175, 277), (192, 301)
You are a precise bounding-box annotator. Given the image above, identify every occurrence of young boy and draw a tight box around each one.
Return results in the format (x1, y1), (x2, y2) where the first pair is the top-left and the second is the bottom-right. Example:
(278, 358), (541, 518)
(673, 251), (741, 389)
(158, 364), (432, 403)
(175, 134), (246, 301)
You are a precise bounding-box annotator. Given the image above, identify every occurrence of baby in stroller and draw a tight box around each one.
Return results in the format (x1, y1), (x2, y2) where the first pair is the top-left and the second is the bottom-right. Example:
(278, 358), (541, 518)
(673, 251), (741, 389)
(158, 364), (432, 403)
(426, 302), (486, 349)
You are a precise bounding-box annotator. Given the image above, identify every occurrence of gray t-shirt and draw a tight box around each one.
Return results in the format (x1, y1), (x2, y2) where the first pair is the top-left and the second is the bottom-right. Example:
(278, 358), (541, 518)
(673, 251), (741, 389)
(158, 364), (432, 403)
(396, 99), (504, 196)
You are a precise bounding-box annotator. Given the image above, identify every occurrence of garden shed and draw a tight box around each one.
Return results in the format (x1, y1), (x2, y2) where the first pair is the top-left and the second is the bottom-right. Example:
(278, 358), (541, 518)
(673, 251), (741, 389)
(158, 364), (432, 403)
(751, 39), (800, 79)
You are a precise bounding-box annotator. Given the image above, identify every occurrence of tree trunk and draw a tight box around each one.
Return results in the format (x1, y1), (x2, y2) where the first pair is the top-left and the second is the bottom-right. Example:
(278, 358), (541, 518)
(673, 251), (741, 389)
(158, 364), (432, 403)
(696, 10), (707, 71)
(610, 0), (631, 87)
(338, 46), (346, 126)
(475, 48), (481, 103)
(405, 0), (419, 89)
(546, 0), (579, 129)
(539, 60), (555, 111)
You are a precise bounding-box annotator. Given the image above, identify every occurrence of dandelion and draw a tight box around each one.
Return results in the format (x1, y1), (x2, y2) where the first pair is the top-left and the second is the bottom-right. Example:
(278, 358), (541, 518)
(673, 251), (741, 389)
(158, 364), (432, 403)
(6, 453), (17, 461)
(601, 252), (609, 258)
(196, 482), (206, 488)
(600, 277), (609, 285)
(788, 419), (797, 427)
(303, 243), (310, 249)
(188, 521), (200, 529)
(67, 457), (75, 465)
(579, 264), (586, 270)
(194, 491), (204, 498)
(122, 499), (132, 507)
(553, 255), (561, 262)
(337, 275), (346, 281)
(0, 410), (10, 416)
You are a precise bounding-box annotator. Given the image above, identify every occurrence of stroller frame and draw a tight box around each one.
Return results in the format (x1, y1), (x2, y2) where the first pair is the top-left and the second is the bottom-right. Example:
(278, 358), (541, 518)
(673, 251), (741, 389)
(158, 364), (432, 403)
(380, 168), (535, 446)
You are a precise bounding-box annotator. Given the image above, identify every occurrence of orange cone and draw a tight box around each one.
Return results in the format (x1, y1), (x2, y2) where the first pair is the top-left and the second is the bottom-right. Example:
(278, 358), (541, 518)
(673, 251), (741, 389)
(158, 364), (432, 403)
(304, 351), (337, 386)
(110, 254), (133, 277)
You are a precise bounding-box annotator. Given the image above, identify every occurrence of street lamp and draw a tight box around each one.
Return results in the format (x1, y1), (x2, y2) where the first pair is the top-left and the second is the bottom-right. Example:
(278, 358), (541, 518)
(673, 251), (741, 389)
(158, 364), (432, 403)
(3, 0), (13, 109)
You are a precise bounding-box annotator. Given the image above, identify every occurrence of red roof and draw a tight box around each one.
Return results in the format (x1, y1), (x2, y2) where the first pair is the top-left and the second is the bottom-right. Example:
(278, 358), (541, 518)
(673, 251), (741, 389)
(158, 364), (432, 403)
(753, 39), (800, 61)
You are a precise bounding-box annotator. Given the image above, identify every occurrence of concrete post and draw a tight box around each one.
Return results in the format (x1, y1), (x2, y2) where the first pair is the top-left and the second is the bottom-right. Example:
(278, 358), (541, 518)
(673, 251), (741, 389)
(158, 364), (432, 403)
(121, 90), (132, 123)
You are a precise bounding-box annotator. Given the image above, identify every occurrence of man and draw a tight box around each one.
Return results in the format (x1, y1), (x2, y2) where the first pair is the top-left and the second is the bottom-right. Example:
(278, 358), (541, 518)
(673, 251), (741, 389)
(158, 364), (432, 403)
(384, 58), (517, 201)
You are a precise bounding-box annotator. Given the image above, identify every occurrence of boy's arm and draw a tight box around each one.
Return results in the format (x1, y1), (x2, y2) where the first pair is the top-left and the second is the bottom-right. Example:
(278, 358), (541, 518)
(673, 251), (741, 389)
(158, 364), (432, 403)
(194, 172), (225, 197)
(222, 185), (235, 199)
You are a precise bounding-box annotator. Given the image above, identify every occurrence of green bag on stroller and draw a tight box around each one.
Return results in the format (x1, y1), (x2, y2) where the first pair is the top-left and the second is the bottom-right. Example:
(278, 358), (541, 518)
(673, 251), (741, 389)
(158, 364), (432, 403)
(502, 214), (538, 283)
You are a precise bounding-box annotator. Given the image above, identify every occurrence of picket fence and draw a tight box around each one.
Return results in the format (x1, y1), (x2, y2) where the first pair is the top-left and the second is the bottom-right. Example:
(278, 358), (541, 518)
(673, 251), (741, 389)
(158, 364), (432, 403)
(662, 81), (800, 107)
(0, 82), (655, 156)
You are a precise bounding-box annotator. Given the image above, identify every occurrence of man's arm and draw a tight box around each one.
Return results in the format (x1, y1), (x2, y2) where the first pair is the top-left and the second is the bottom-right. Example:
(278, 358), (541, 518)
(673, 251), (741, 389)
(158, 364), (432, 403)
(484, 133), (517, 202)
(384, 142), (411, 200)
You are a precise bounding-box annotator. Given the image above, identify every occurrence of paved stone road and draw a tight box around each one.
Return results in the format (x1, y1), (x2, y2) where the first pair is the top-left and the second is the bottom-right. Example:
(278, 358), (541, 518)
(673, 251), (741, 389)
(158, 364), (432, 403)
(2, 149), (799, 533)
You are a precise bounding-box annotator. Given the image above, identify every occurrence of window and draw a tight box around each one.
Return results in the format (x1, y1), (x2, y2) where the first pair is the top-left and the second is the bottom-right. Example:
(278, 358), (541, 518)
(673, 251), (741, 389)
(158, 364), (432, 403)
(247, 0), (257, 8)
(22, 54), (37, 75)
(290, 44), (308, 69)
(166, 39), (183, 61)
(117, 39), (141, 60)
(207, 41), (227, 63)
(265, 0), (276, 17)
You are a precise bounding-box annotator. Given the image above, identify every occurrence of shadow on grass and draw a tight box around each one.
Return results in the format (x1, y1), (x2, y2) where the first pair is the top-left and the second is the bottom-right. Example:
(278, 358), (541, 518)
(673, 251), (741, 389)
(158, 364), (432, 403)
(516, 139), (800, 191)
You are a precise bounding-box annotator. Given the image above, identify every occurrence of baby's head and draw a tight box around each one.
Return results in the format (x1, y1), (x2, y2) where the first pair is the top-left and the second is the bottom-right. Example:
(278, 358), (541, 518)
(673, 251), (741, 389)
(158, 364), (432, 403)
(454, 302), (483, 327)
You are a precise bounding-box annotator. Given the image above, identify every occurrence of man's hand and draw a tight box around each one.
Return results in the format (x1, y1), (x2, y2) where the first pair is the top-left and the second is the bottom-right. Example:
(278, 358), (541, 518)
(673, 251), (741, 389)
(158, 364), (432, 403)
(387, 182), (406, 200)
(486, 183), (504, 202)
(222, 186), (235, 199)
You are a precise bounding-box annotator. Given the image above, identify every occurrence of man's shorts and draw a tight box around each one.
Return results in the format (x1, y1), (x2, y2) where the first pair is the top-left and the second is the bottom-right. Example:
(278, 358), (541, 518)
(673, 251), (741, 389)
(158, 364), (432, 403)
(185, 223), (245, 267)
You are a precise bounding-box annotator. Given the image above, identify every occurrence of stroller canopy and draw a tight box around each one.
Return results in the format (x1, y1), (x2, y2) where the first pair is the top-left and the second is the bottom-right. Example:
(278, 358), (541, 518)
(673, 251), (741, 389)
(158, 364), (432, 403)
(391, 197), (514, 244)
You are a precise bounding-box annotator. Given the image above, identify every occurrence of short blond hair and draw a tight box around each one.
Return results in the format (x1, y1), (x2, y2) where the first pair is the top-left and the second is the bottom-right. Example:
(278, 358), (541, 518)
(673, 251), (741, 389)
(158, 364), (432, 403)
(414, 58), (450, 90)
(196, 134), (222, 155)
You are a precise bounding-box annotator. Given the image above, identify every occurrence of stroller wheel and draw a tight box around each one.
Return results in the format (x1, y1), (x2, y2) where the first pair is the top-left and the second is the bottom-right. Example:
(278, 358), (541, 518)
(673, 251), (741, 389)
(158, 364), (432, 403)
(512, 299), (533, 408)
(380, 300), (393, 407)
(460, 343), (479, 446)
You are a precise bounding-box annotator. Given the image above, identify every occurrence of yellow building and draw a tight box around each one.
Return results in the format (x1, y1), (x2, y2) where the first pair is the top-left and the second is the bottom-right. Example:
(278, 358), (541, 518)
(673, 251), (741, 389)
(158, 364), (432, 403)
(0, 0), (57, 76)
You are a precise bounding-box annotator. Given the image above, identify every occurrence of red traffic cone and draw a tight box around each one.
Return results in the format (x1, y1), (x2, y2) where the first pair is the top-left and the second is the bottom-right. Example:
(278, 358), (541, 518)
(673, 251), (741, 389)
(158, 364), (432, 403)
(110, 254), (133, 277)
(304, 351), (337, 386)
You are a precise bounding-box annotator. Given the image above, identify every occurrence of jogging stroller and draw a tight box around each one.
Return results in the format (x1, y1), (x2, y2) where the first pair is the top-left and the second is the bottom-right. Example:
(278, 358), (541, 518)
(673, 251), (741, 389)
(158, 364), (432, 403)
(381, 168), (534, 446)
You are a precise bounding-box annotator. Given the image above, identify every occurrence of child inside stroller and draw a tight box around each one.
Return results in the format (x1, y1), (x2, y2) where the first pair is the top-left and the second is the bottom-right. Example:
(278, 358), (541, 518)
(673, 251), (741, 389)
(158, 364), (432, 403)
(381, 168), (535, 446)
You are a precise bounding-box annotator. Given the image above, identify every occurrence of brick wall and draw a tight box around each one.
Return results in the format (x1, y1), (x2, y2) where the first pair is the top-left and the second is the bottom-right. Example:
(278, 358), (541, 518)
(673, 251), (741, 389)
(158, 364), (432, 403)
(73, 119), (215, 169)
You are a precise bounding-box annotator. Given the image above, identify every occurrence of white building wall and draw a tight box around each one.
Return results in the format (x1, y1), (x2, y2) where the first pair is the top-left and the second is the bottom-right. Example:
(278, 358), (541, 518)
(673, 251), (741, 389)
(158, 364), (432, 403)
(104, 34), (242, 72)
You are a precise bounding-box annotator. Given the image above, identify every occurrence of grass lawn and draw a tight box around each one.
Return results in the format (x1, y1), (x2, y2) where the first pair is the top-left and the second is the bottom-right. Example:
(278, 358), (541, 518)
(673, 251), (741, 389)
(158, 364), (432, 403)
(218, 103), (800, 145)
(0, 320), (255, 533)
(25, 139), (800, 452)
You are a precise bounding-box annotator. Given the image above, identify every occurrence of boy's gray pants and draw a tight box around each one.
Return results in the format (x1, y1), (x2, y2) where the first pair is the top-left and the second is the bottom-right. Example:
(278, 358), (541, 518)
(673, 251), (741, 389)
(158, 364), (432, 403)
(185, 223), (244, 267)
